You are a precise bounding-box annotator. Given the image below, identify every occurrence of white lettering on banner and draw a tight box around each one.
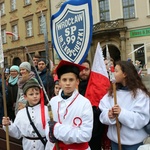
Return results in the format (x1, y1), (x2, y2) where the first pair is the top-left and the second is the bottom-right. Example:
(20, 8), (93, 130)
(57, 14), (83, 30)
(59, 28), (84, 57)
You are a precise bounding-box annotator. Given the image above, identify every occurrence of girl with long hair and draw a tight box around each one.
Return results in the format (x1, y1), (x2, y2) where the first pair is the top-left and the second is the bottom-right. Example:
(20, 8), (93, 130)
(99, 61), (150, 150)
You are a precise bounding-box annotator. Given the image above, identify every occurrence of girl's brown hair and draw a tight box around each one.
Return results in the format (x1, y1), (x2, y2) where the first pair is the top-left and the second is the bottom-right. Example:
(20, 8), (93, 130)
(108, 61), (150, 97)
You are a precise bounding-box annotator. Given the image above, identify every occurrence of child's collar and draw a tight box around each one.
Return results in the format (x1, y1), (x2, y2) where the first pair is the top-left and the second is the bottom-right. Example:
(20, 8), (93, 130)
(118, 84), (129, 91)
(27, 102), (40, 107)
(61, 91), (72, 99)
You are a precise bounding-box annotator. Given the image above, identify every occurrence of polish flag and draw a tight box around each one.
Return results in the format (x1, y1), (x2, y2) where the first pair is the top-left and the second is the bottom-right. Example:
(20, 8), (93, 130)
(6, 31), (19, 39)
(85, 43), (110, 106)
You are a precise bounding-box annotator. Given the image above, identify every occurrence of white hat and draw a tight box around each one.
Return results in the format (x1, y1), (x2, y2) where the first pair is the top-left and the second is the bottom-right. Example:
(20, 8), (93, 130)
(19, 62), (31, 72)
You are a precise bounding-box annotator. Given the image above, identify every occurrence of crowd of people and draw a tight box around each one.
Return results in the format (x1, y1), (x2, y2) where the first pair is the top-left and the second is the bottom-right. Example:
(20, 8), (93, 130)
(0, 55), (54, 124)
(0, 56), (150, 150)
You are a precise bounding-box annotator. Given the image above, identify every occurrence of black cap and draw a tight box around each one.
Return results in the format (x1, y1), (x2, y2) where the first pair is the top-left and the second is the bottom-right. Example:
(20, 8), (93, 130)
(55, 60), (85, 79)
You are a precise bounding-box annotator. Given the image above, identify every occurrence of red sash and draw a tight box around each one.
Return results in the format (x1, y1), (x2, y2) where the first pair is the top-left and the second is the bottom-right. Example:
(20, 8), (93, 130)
(53, 142), (89, 150)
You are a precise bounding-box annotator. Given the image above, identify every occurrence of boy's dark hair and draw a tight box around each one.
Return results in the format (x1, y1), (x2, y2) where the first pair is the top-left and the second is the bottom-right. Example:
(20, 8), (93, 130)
(33, 54), (41, 59)
(82, 59), (91, 68)
(54, 80), (59, 85)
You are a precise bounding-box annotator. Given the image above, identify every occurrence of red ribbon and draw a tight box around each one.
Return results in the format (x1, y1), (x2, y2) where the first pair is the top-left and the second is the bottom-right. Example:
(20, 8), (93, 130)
(110, 66), (114, 72)
(40, 89), (45, 129)
(53, 142), (88, 150)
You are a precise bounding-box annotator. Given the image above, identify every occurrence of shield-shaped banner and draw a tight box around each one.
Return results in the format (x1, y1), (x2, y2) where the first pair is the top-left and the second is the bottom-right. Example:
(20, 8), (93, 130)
(51, 0), (93, 64)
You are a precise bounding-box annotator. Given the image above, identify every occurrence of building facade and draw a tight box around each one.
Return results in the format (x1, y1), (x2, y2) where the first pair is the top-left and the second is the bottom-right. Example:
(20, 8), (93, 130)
(0, 0), (53, 68)
(91, 0), (150, 72)
(1, 0), (150, 73)
(46, 0), (150, 72)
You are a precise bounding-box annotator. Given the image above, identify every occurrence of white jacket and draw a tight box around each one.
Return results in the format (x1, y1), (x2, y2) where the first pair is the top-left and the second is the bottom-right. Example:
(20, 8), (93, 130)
(99, 89), (150, 145)
(45, 89), (93, 150)
(4, 104), (50, 150)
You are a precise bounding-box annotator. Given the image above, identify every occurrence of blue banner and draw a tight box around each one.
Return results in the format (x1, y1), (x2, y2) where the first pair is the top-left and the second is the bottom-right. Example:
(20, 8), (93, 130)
(51, 0), (93, 64)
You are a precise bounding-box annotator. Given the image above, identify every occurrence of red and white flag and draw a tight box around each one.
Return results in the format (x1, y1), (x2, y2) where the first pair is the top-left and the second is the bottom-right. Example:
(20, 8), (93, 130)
(85, 42), (110, 106)
(6, 31), (19, 39)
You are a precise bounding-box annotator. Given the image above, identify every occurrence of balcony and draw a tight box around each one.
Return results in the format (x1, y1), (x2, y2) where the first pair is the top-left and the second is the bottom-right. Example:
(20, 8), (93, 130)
(93, 18), (127, 34)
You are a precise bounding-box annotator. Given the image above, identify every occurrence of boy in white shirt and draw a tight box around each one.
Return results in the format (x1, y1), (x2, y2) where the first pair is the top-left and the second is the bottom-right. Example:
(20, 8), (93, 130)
(3, 78), (49, 150)
(46, 60), (93, 150)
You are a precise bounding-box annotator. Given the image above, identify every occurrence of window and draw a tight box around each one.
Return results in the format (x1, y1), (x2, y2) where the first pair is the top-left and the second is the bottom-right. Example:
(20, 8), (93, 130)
(122, 0), (135, 19)
(134, 44), (145, 67)
(23, 14), (33, 37)
(0, 2), (5, 16)
(36, 11), (47, 34)
(39, 15), (46, 34)
(24, 0), (30, 5)
(12, 25), (18, 41)
(26, 52), (35, 63)
(99, 0), (110, 21)
(39, 51), (46, 57)
(11, 0), (16, 11)
(4, 57), (8, 67)
(1, 29), (6, 44)
(26, 20), (33, 37)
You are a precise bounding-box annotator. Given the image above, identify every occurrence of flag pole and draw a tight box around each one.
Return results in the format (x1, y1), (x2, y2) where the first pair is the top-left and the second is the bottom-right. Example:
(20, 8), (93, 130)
(25, 46), (59, 150)
(112, 83), (122, 150)
(40, 8), (59, 149)
(40, 10), (51, 71)
(40, 10), (52, 102)
(106, 45), (122, 150)
(0, 12), (10, 150)
(49, 0), (55, 64)
(1, 64), (10, 150)
(128, 43), (150, 55)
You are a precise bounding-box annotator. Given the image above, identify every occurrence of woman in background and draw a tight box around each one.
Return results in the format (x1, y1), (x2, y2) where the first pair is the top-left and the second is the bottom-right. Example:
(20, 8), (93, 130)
(15, 62), (35, 114)
(53, 80), (61, 96)
(7, 65), (20, 121)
